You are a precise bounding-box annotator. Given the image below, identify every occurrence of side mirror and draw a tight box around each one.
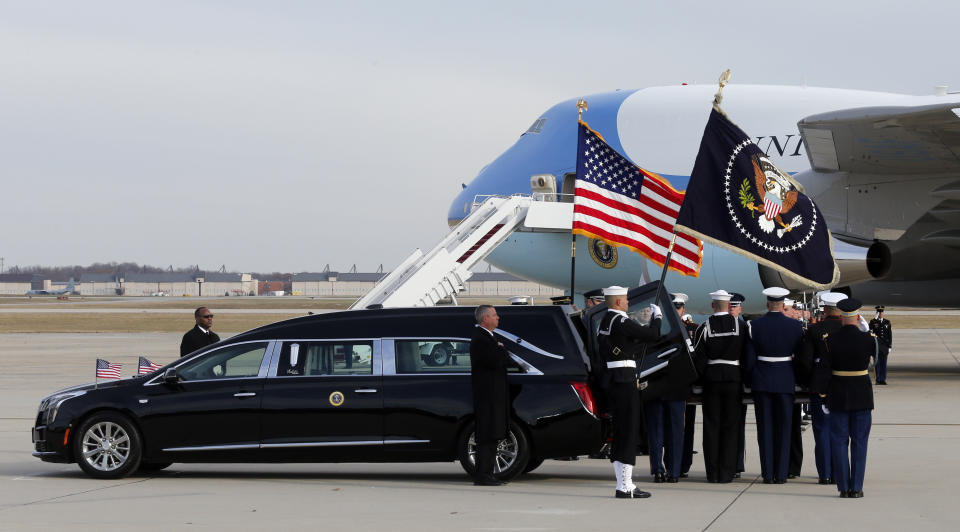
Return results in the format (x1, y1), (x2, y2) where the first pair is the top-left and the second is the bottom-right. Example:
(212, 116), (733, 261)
(163, 368), (180, 384)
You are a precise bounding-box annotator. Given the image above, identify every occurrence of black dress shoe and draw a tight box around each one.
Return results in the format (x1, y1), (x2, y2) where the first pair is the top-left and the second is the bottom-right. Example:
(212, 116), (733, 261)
(839, 491), (849, 498)
(849, 490), (864, 498)
(473, 477), (505, 486)
(679, 472), (689, 478)
(774, 478), (786, 484)
(615, 488), (652, 499)
(818, 478), (830, 485)
(876, 381), (886, 385)
(829, 478), (837, 485)
(733, 472), (741, 479)
(788, 473), (798, 479)
(763, 479), (774, 484)
(653, 472), (666, 483)
(666, 476), (679, 483)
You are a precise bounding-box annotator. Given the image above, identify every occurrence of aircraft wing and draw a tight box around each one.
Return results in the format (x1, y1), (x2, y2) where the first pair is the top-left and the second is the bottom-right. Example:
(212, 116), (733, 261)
(794, 101), (960, 243)
(799, 101), (960, 174)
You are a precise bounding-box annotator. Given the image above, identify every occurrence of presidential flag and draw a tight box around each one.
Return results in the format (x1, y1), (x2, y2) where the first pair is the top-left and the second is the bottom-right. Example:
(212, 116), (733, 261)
(572, 122), (702, 276)
(138, 356), (163, 375)
(96, 358), (123, 380)
(674, 108), (840, 289)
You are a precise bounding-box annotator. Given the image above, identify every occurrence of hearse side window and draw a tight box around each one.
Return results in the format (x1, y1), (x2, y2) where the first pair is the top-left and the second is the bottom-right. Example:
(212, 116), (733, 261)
(277, 341), (373, 376)
(178, 342), (269, 381)
(394, 340), (472, 374)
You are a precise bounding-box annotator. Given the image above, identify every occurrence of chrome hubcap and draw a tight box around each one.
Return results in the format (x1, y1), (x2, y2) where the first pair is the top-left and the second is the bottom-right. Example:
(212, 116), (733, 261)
(467, 430), (519, 473)
(81, 421), (131, 471)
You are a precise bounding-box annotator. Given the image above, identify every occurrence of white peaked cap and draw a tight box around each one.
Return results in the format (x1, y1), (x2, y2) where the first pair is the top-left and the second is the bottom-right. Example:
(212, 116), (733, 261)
(784, 298), (795, 306)
(762, 287), (790, 300)
(603, 285), (628, 296)
(709, 289), (732, 301)
(820, 292), (848, 307)
(671, 292), (689, 304)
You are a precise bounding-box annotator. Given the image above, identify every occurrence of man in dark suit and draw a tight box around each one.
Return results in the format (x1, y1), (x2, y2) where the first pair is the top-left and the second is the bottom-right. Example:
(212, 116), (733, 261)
(821, 298), (877, 498)
(469, 305), (511, 486)
(746, 287), (804, 484)
(180, 307), (220, 357)
(869, 305), (892, 384)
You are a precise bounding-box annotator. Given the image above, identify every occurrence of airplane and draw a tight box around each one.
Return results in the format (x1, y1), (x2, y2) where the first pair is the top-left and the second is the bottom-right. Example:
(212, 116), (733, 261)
(447, 84), (960, 313)
(27, 278), (77, 296)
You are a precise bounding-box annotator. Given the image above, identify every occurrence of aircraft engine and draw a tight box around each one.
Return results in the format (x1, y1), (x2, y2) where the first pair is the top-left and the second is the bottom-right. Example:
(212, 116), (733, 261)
(758, 240), (891, 291)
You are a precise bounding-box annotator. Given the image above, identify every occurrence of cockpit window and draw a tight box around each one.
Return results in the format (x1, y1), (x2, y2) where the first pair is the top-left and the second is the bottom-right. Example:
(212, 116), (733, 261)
(525, 118), (546, 134)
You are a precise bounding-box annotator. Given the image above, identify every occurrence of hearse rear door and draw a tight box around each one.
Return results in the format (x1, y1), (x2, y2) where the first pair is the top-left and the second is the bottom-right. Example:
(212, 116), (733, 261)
(582, 281), (697, 402)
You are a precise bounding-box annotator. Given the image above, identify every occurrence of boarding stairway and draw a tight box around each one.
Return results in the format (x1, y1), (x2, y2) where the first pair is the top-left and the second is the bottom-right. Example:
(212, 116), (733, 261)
(350, 195), (571, 309)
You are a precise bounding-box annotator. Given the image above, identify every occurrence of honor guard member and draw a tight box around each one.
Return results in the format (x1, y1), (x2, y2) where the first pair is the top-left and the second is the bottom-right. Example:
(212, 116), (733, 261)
(800, 292), (847, 484)
(869, 306), (892, 384)
(729, 292), (748, 479)
(598, 286), (660, 499)
(821, 298), (877, 498)
(746, 287), (804, 484)
(781, 297), (805, 480)
(671, 293), (698, 477)
(644, 297), (689, 482)
(693, 290), (752, 483)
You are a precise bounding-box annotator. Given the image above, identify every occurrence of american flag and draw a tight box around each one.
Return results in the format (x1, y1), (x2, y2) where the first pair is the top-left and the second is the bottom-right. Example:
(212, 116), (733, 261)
(572, 122), (702, 276)
(96, 358), (123, 380)
(138, 356), (163, 375)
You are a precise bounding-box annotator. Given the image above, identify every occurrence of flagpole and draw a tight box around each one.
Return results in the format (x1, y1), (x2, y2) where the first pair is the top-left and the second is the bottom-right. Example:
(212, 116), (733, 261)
(94, 359), (98, 390)
(569, 97), (588, 303)
(651, 232), (679, 308)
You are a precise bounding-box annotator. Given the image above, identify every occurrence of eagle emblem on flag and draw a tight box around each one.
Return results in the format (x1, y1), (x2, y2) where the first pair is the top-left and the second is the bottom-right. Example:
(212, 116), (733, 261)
(741, 153), (803, 238)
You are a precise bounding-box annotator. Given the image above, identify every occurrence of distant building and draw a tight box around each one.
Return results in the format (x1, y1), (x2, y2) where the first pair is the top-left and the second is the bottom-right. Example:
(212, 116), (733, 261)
(79, 272), (258, 297)
(0, 274), (34, 295)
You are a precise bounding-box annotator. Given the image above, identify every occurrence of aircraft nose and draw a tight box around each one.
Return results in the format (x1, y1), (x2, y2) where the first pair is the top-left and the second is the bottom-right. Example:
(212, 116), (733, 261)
(446, 91), (635, 227)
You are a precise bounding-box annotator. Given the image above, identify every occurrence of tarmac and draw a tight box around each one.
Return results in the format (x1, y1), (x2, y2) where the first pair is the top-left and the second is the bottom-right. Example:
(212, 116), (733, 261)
(1, 329), (958, 531)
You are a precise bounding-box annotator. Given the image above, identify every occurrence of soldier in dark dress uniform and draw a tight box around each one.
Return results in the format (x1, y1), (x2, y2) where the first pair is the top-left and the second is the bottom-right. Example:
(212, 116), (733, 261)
(693, 290), (752, 483)
(469, 305), (512, 486)
(746, 287), (804, 484)
(869, 305), (892, 385)
(598, 286), (660, 499)
(729, 292), (748, 478)
(820, 298), (877, 498)
(671, 293), (699, 478)
(799, 292), (847, 484)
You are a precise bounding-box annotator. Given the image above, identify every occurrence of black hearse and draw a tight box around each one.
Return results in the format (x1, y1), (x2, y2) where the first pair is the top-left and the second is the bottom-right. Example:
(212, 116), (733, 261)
(32, 282), (694, 480)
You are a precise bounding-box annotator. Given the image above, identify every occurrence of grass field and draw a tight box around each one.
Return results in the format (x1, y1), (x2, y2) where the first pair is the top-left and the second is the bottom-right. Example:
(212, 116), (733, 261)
(0, 296), (956, 332)
(0, 312), (304, 333)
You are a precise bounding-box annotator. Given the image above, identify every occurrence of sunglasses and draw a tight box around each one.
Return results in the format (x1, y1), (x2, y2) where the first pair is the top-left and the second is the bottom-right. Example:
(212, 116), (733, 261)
(200, 314), (214, 319)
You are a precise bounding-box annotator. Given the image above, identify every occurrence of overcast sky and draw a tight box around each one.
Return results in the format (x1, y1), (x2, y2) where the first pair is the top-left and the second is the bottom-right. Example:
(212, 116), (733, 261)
(1, 1), (955, 273)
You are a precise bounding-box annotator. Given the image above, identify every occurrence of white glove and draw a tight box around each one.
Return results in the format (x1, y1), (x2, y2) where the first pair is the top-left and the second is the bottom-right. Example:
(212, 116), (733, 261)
(649, 303), (662, 320)
(821, 404), (830, 415)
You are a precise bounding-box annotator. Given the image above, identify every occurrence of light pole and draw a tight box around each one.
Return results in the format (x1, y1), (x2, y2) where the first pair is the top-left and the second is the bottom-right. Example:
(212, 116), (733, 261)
(196, 276), (204, 297)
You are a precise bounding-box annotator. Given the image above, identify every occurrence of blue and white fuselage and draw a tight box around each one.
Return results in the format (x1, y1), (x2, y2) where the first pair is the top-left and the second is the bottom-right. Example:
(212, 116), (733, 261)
(447, 84), (953, 312)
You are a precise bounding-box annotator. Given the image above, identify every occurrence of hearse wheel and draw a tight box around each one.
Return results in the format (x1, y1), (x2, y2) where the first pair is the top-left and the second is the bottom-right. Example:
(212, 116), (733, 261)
(74, 412), (142, 479)
(457, 420), (530, 482)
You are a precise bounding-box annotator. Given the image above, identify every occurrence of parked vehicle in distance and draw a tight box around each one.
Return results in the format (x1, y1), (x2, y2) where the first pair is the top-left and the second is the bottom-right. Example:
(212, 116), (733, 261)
(32, 282), (693, 481)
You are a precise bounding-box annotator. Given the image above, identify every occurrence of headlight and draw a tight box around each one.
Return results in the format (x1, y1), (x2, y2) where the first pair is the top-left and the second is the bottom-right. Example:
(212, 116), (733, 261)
(39, 391), (86, 425)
